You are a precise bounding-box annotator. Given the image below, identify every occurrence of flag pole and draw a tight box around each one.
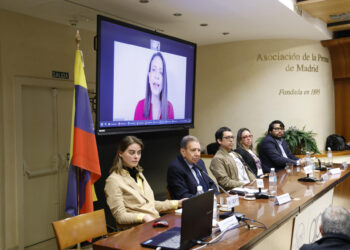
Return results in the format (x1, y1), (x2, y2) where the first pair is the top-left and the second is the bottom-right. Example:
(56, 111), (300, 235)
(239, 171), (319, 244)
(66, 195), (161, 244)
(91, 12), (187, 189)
(76, 30), (81, 50)
(75, 30), (82, 249)
(75, 30), (80, 216)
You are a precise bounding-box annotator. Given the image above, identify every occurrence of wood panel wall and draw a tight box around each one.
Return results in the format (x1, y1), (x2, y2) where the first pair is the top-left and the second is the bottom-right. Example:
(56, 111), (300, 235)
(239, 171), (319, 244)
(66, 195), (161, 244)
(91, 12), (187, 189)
(322, 37), (350, 141)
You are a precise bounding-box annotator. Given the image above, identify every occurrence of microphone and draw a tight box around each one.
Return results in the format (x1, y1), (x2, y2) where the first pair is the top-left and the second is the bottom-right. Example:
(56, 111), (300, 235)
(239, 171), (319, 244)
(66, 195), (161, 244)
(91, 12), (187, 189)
(193, 165), (228, 196)
(315, 158), (327, 171)
(193, 165), (245, 220)
(298, 157), (322, 182)
(298, 174), (317, 182)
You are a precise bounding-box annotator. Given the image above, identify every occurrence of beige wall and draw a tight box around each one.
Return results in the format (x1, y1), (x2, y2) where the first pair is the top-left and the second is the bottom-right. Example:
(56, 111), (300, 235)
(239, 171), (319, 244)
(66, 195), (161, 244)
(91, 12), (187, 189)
(0, 9), (335, 250)
(0, 9), (96, 249)
(192, 40), (334, 152)
(1, 39), (5, 250)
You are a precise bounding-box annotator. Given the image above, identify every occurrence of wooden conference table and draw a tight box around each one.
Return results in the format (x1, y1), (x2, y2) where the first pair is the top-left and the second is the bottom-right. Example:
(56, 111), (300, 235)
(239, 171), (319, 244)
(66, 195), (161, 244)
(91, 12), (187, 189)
(93, 164), (350, 250)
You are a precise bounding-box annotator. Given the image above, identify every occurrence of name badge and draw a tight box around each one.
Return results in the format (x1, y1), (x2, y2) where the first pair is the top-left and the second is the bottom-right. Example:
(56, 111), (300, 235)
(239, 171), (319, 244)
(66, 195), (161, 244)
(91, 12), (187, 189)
(217, 215), (238, 232)
(227, 194), (239, 209)
(256, 179), (264, 188)
(329, 168), (341, 175)
(304, 166), (313, 175)
(274, 193), (291, 205)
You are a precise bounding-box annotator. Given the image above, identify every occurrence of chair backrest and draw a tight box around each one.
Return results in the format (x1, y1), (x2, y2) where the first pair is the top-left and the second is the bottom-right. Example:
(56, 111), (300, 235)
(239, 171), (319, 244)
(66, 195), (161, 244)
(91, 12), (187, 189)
(206, 142), (220, 155)
(166, 186), (172, 199)
(52, 209), (107, 250)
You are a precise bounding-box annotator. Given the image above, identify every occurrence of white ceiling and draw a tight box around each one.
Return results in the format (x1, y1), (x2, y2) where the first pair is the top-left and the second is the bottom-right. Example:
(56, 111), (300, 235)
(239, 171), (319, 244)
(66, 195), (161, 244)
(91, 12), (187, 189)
(0, 0), (332, 45)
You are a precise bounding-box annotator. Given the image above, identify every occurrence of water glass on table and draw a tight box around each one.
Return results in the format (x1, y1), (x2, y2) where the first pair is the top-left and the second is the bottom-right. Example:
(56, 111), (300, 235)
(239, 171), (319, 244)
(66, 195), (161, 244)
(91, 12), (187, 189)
(342, 162), (348, 170)
(285, 162), (293, 174)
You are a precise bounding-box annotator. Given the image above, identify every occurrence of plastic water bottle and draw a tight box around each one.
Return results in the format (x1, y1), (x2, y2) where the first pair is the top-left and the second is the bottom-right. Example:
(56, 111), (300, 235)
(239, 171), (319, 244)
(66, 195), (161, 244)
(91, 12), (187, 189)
(196, 185), (204, 195)
(327, 147), (333, 167)
(269, 168), (277, 195)
(305, 152), (312, 166)
(269, 168), (277, 183)
(304, 152), (315, 175)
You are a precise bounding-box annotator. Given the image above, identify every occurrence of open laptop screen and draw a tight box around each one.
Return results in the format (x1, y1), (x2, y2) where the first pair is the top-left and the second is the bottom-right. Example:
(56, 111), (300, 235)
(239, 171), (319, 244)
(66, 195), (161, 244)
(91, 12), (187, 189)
(141, 190), (214, 249)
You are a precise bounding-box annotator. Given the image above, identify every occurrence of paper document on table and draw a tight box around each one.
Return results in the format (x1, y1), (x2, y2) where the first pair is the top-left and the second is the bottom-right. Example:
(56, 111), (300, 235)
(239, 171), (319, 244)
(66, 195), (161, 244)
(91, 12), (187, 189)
(175, 208), (182, 214)
(233, 187), (268, 193)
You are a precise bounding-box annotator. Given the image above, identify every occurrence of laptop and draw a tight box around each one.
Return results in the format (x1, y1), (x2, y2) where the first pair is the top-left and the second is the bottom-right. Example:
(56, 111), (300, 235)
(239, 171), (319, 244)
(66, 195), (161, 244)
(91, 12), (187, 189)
(141, 189), (214, 250)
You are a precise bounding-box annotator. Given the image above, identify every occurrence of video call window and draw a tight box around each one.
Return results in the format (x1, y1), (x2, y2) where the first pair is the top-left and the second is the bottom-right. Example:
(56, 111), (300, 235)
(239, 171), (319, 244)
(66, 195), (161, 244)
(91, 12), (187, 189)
(113, 42), (187, 121)
(96, 15), (196, 135)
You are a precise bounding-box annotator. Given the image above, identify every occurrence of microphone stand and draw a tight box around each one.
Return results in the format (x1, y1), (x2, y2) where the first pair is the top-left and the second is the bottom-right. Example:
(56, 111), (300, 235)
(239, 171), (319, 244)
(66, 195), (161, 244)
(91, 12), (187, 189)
(315, 158), (327, 171)
(298, 173), (317, 182)
(193, 165), (245, 220)
(255, 187), (269, 199)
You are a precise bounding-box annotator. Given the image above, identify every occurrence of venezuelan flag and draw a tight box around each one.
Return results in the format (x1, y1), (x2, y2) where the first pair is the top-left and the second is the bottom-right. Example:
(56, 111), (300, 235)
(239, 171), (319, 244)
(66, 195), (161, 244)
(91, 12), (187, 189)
(65, 49), (101, 216)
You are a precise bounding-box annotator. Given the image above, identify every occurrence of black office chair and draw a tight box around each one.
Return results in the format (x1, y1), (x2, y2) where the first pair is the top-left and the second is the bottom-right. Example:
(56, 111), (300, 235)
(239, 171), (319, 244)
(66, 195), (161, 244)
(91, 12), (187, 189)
(206, 142), (220, 155)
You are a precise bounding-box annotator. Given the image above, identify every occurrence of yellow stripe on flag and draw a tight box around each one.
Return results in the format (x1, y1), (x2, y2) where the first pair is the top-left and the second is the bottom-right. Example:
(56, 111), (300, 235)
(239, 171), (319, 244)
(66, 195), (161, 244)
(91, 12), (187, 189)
(92, 184), (98, 202)
(74, 50), (88, 89)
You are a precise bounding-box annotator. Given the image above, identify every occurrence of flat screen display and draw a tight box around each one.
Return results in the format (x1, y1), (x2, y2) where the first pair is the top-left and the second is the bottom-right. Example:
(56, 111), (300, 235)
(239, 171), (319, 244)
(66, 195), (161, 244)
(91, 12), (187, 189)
(96, 15), (196, 135)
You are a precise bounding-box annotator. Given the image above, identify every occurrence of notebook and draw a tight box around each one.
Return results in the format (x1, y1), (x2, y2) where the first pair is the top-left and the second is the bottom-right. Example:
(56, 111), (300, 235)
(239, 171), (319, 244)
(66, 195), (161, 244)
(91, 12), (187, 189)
(141, 189), (214, 250)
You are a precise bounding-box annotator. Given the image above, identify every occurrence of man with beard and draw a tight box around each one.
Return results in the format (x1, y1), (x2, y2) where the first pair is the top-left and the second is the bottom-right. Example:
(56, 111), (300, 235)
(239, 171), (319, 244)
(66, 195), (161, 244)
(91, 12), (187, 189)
(258, 120), (305, 172)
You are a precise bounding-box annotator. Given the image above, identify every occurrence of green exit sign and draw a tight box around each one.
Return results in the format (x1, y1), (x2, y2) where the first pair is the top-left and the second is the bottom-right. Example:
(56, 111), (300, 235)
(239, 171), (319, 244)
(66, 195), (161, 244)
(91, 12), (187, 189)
(52, 71), (69, 79)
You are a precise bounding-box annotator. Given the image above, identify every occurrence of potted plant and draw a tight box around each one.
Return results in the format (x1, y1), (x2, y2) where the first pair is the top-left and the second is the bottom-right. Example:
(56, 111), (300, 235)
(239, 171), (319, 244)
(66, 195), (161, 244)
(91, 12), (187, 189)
(256, 126), (320, 155)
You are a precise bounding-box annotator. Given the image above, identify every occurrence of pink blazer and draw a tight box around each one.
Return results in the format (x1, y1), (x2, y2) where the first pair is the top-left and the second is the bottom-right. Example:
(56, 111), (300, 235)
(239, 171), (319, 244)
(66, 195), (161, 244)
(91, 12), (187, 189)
(134, 99), (174, 120)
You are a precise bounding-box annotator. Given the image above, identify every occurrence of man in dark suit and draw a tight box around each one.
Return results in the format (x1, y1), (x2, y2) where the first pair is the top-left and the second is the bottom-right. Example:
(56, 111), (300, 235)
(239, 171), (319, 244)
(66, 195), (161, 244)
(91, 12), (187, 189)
(167, 135), (218, 199)
(258, 120), (305, 172)
(300, 206), (350, 250)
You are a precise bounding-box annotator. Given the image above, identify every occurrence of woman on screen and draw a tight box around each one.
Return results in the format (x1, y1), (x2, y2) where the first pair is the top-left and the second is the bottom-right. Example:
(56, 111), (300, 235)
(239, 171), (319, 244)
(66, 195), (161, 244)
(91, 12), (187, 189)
(134, 52), (174, 120)
(105, 136), (183, 229)
(234, 128), (265, 177)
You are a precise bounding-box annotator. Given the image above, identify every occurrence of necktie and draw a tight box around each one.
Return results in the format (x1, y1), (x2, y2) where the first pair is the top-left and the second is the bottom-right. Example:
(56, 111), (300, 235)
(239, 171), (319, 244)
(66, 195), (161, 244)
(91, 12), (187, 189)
(193, 166), (208, 192)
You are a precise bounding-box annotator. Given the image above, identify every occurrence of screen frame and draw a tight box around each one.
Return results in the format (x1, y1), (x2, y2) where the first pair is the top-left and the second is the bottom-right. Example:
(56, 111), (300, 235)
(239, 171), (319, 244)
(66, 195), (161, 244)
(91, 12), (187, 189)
(96, 15), (197, 135)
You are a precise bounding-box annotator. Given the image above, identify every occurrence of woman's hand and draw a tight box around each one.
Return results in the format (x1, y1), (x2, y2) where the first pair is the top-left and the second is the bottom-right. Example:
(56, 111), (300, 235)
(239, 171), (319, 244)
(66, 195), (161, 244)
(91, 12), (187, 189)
(178, 198), (188, 208)
(142, 214), (154, 223)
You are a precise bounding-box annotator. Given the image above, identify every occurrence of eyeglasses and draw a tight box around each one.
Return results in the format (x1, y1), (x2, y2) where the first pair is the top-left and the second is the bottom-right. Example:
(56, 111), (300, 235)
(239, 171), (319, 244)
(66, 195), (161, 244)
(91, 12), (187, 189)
(273, 127), (284, 131)
(242, 135), (253, 139)
(223, 136), (234, 140)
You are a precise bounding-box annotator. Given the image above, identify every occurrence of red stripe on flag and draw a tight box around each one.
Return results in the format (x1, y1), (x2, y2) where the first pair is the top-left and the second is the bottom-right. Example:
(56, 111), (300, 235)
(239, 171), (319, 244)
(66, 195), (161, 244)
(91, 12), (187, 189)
(72, 127), (101, 183)
(80, 178), (94, 214)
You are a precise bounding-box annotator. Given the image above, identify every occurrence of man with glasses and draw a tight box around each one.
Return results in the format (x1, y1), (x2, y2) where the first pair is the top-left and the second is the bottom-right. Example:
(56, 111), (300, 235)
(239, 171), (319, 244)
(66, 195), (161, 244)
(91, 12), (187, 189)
(210, 127), (256, 190)
(258, 120), (305, 172)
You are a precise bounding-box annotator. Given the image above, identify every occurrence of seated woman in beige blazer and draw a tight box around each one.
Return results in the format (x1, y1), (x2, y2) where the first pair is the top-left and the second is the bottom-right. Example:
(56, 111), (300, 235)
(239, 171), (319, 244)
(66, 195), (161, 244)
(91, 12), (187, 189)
(105, 136), (184, 228)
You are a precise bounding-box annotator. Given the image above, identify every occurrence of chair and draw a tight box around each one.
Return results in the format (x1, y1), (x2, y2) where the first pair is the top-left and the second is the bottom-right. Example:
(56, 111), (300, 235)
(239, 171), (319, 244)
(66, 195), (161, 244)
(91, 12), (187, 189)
(166, 186), (172, 199)
(206, 142), (220, 155)
(52, 209), (107, 250)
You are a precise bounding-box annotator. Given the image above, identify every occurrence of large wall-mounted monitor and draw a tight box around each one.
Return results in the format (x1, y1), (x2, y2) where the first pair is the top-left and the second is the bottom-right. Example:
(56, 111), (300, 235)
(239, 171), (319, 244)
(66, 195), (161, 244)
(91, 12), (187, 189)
(96, 15), (196, 135)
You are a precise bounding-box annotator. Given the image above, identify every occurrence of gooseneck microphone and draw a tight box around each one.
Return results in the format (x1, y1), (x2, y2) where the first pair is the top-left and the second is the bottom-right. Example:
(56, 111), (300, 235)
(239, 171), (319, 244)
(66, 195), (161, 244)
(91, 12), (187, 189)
(193, 165), (229, 196)
(193, 165), (245, 220)
(316, 158), (327, 171)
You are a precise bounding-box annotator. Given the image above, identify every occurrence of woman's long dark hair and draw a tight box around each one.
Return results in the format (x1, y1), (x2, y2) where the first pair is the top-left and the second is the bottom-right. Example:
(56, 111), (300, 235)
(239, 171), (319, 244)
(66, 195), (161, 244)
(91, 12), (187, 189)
(236, 128), (253, 150)
(144, 52), (168, 119)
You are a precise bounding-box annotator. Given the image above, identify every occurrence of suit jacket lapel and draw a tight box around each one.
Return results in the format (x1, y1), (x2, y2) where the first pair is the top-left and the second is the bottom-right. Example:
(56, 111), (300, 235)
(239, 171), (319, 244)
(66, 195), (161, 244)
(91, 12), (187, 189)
(223, 149), (239, 177)
(271, 136), (283, 156)
(123, 170), (150, 202)
(178, 155), (198, 186)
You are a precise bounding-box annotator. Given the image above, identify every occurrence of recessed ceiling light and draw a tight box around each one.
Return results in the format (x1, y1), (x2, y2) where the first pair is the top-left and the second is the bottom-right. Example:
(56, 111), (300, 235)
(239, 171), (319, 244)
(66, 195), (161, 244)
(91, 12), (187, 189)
(69, 19), (78, 26)
(222, 32), (230, 35)
(200, 23), (208, 27)
(139, 0), (149, 3)
(173, 13), (182, 17)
